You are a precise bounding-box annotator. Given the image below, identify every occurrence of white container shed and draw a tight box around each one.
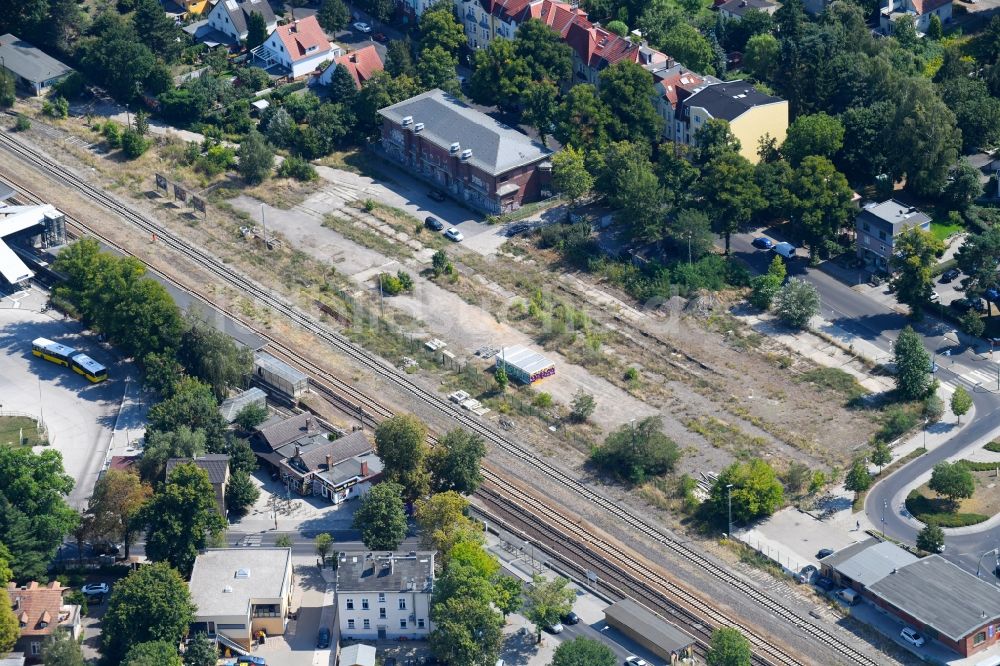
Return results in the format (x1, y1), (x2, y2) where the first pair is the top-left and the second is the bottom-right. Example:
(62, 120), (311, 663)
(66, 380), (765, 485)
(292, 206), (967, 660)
(495, 345), (555, 384)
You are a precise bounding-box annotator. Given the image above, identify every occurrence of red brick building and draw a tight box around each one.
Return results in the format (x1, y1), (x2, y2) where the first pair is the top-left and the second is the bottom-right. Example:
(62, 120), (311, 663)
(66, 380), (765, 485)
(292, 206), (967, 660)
(378, 89), (553, 214)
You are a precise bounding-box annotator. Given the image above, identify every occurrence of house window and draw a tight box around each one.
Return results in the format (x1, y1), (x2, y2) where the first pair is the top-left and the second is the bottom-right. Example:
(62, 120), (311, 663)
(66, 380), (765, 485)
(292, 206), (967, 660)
(418, 619), (426, 628)
(378, 593), (386, 603)
(347, 619), (355, 629)
(694, 115), (701, 123)
(379, 607), (387, 619)
(878, 230), (886, 240)
(363, 619), (370, 629)
(400, 619), (408, 629)
(31, 642), (41, 656)
(975, 632), (987, 645)
(863, 222), (870, 232)
(346, 598), (354, 610)
(398, 599), (407, 610)
(362, 599), (369, 610)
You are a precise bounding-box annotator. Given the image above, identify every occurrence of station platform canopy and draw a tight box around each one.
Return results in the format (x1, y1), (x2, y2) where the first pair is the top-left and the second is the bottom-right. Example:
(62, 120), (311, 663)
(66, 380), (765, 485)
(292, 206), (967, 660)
(0, 204), (58, 284)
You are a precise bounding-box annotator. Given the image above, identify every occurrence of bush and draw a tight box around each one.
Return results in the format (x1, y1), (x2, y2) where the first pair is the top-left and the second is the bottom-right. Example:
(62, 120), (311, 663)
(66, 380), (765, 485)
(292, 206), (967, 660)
(590, 416), (680, 485)
(905, 490), (988, 527)
(41, 96), (69, 118)
(53, 72), (87, 99)
(378, 271), (413, 296)
(624, 367), (639, 382)
(532, 392), (553, 408)
(985, 441), (1000, 453)
(13, 115), (30, 131)
(877, 405), (919, 442)
(102, 121), (122, 148)
(194, 144), (235, 176)
(276, 156), (318, 181)
(120, 129), (150, 159)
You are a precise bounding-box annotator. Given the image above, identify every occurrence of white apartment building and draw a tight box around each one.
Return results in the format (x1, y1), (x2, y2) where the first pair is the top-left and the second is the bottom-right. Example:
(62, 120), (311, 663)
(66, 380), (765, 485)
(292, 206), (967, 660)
(336, 551), (435, 641)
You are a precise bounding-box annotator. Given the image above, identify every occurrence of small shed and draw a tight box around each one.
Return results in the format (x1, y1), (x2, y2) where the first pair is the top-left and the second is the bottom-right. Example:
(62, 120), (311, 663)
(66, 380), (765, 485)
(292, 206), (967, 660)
(220, 387), (268, 423)
(253, 352), (308, 402)
(339, 643), (376, 666)
(495, 345), (555, 384)
(0, 34), (74, 95)
(603, 598), (695, 663)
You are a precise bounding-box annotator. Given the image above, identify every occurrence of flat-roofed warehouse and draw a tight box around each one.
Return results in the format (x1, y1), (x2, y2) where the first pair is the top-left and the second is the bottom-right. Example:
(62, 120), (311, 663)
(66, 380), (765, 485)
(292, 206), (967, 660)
(604, 598), (695, 662)
(495, 345), (555, 384)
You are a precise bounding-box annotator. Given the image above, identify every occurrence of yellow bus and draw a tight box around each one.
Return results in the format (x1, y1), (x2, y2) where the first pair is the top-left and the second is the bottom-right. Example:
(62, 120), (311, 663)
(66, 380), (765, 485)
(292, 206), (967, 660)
(70, 354), (108, 383)
(32, 337), (77, 367)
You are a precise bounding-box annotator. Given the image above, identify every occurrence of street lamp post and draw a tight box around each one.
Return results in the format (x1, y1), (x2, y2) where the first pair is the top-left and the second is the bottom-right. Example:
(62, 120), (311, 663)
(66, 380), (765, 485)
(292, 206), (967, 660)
(923, 417), (928, 453)
(726, 484), (734, 539)
(977, 548), (999, 579)
(882, 499), (887, 538)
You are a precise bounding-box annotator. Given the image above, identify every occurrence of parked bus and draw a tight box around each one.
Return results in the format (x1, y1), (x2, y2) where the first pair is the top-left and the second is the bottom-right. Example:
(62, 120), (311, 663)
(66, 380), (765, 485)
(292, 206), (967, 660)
(32, 337), (77, 367)
(70, 354), (107, 383)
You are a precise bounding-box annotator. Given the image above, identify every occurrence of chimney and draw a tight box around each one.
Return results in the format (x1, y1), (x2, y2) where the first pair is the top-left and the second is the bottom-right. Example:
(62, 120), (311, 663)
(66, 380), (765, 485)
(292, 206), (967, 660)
(325, 454), (332, 470)
(295, 445), (301, 458)
(460, 148), (473, 160)
(361, 460), (369, 477)
(305, 415), (312, 431)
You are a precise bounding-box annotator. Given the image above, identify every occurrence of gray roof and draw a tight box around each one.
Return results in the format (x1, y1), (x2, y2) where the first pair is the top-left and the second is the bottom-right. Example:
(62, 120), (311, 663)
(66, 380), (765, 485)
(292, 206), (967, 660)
(213, 0), (276, 36)
(0, 34), (73, 84)
(857, 199), (931, 234)
(683, 80), (783, 122)
(340, 644), (376, 666)
(281, 429), (374, 475)
(718, 0), (777, 15)
(868, 556), (1000, 641)
(823, 539), (917, 588)
(378, 89), (552, 176)
(256, 412), (322, 450)
(497, 345), (555, 375)
(336, 551), (435, 593)
(0, 183), (15, 202)
(219, 387), (268, 423)
(165, 454), (230, 485)
(317, 450), (384, 487)
(189, 548), (291, 617)
(254, 352), (308, 386)
(604, 598), (696, 653)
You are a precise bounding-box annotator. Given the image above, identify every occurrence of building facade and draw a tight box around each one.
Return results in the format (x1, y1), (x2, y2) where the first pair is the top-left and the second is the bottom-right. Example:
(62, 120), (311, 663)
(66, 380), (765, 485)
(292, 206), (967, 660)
(379, 89), (553, 214)
(880, 0), (952, 34)
(6, 582), (81, 664)
(336, 551), (435, 641)
(0, 34), (74, 96)
(204, 0), (277, 44)
(253, 17), (336, 78)
(855, 199), (931, 271)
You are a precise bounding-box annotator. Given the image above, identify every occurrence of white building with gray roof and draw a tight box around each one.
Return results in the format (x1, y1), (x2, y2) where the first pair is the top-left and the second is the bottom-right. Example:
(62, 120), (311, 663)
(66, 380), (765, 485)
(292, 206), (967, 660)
(336, 551), (435, 641)
(0, 34), (74, 96)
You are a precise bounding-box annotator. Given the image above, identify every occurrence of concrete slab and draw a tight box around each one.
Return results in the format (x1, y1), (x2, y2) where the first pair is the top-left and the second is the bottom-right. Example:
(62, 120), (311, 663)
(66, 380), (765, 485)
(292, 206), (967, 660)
(742, 507), (866, 573)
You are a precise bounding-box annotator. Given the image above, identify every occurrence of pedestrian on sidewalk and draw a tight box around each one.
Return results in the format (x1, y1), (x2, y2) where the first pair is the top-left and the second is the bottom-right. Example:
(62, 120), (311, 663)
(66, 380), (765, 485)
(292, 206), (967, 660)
(856, 520), (860, 531)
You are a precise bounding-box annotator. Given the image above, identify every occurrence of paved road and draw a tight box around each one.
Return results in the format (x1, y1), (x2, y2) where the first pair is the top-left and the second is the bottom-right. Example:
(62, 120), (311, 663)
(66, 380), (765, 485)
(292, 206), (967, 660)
(730, 230), (1000, 575)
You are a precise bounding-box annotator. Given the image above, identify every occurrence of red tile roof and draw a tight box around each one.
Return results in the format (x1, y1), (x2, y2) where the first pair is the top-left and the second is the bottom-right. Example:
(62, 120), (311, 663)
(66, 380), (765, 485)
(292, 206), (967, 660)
(109, 455), (139, 471)
(274, 16), (331, 62)
(333, 45), (383, 89)
(7, 582), (68, 637)
(656, 68), (707, 107)
(523, 0), (588, 36)
(911, 0), (950, 13)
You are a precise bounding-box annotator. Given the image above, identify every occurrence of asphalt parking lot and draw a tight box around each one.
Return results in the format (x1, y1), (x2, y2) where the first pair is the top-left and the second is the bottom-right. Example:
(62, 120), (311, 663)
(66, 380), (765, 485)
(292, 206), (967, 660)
(0, 286), (145, 507)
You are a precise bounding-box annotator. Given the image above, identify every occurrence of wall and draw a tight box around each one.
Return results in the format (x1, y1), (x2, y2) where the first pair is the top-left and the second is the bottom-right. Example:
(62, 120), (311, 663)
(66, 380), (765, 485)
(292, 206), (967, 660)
(338, 590), (432, 639)
(729, 101), (788, 164)
(289, 51), (331, 79)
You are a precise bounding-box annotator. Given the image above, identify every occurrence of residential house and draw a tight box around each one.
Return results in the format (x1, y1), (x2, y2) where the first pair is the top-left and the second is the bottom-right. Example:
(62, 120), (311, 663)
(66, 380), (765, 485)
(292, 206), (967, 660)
(336, 551), (435, 640)
(318, 45), (384, 89)
(188, 548), (293, 652)
(717, 0), (779, 20)
(219, 387), (268, 424)
(673, 79), (788, 164)
(183, 0), (213, 17)
(454, 0), (526, 48)
(821, 540), (1000, 657)
(649, 64), (717, 141)
(251, 414), (383, 503)
(165, 454), (231, 517)
(855, 199), (931, 271)
(565, 21), (669, 86)
(204, 0), (278, 46)
(0, 34), (74, 96)
(252, 16), (337, 78)
(880, 0), (951, 34)
(378, 89), (553, 214)
(6, 582), (81, 663)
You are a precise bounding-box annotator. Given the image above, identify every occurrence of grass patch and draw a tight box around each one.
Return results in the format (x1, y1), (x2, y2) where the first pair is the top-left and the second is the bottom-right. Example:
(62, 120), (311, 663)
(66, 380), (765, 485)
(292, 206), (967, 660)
(930, 220), (964, 243)
(720, 538), (787, 578)
(0, 415), (46, 447)
(322, 215), (412, 259)
(487, 196), (562, 224)
(905, 489), (988, 527)
(958, 460), (1000, 472)
(797, 367), (868, 402)
(985, 441), (1000, 454)
(313, 149), (395, 183)
(685, 416), (767, 459)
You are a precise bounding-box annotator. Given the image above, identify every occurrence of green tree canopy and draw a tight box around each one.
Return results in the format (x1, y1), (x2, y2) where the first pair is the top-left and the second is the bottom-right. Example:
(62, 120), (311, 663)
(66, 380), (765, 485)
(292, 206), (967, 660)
(139, 426), (207, 482)
(225, 470), (260, 515)
(314, 533), (333, 565)
(697, 151), (761, 254)
(709, 459), (784, 525)
(590, 416), (681, 484)
(662, 22), (716, 74)
(929, 461), (975, 507)
(139, 464), (227, 577)
(176, 317), (253, 401)
(237, 129), (274, 185)
(468, 38), (531, 110)
(893, 326), (932, 400)
(554, 83), (612, 151)
(41, 629), (85, 666)
(419, 3), (466, 55)
(124, 640), (183, 666)
(955, 227), (1000, 301)
(890, 225), (945, 316)
(374, 414), (430, 500)
(385, 39), (415, 77)
(844, 458), (872, 495)
(317, 0), (350, 32)
(551, 637), (617, 666)
(417, 45), (460, 92)
(147, 377), (228, 451)
(429, 587), (504, 664)
(916, 523), (944, 553)
(552, 145), (594, 206)
(514, 19), (573, 83)
(102, 563), (196, 664)
(523, 574), (575, 640)
(597, 141), (664, 241)
(86, 469), (152, 559)
(708, 627), (752, 666)
(781, 113), (844, 166)
(951, 386), (972, 424)
(0, 595), (16, 654)
(943, 160), (984, 211)
(787, 156), (854, 258)
(889, 77), (961, 197)
(415, 492), (482, 556)
(937, 76), (1000, 153)
(773, 278), (819, 329)
(132, 0), (183, 63)
(182, 633), (217, 666)
(427, 428), (486, 495)
(354, 481), (408, 550)
(599, 61), (663, 145)
(744, 33), (780, 81)
(246, 11), (268, 49)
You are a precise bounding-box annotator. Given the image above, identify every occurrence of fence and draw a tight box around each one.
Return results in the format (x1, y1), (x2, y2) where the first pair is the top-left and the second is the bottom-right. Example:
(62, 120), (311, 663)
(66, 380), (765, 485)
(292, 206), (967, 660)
(0, 409), (49, 444)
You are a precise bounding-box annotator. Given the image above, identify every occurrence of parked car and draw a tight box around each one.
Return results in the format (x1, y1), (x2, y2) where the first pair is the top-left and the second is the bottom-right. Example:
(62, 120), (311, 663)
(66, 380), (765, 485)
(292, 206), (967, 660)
(951, 297), (976, 313)
(373, 32), (388, 42)
(929, 290), (940, 303)
(797, 565), (817, 584)
(237, 656), (267, 665)
(444, 228), (464, 242)
(81, 583), (109, 596)
(563, 611), (580, 625)
(624, 658), (649, 666)
(546, 622), (564, 634)
(424, 216), (444, 231)
(428, 189), (446, 202)
(316, 627), (330, 649)
(901, 627), (925, 647)
(752, 237), (774, 250)
(814, 576), (836, 592)
(816, 548), (834, 559)
(353, 21), (372, 32)
(940, 268), (961, 283)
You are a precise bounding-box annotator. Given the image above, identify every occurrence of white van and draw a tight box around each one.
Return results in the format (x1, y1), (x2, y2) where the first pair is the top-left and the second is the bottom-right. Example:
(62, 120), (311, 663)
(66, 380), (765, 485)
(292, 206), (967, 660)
(836, 588), (859, 605)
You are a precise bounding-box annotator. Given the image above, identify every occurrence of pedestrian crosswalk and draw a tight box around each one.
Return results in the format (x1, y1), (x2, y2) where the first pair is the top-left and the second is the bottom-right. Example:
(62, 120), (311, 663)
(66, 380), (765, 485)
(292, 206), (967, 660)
(939, 366), (1000, 395)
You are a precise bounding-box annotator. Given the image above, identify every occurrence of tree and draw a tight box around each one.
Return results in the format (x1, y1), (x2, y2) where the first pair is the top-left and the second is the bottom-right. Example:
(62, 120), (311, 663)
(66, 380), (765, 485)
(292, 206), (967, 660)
(590, 417), (681, 485)
(523, 81), (559, 144)
(225, 470), (260, 514)
(554, 83), (613, 151)
(374, 414), (429, 500)
(0, 597), (16, 654)
(139, 464), (227, 577)
(317, 0), (350, 32)
(662, 22), (716, 74)
(417, 45), (460, 92)
(938, 77), (1000, 153)
(41, 629), (85, 666)
(606, 19), (628, 36)
(419, 3), (467, 55)
(599, 141), (664, 241)
(781, 113), (844, 166)
(787, 156), (854, 258)
(428, 428), (486, 494)
(182, 633), (217, 666)
(698, 152), (762, 254)
(961, 309), (985, 338)
(493, 574), (522, 618)
(385, 39), (415, 77)
(275, 534), (293, 548)
(86, 469), (152, 559)
(328, 64), (359, 103)
(314, 533), (333, 566)
(951, 386), (972, 424)
(599, 61), (663, 145)
(843, 458), (872, 497)
(246, 11), (268, 49)
(744, 33), (779, 81)
(234, 403), (269, 431)
(524, 575), (575, 641)
(552, 145), (594, 207)
(353, 481), (408, 550)
(773, 279), (819, 329)
(708, 627), (752, 666)
(0, 447), (77, 582)
(871, 440), (892, 474)
(102, 562), (196, 664)
(494, 365), (509, 393)
(430, 585), (504, 665)
(468, 38), (531, 110)
(147, 377), (227, 451)
(0, 70), (14, 108)
(514, 19), (572, 84)
(943, 160), (984, 210)
(551, 637), (616, 666)
(359, 0), (394, 22)
(928, 461), (975, 508)
(177, 318), (253, 401)
(956, 227), (1000, 306)
(133, 0), (183, 63)
(139, 426), (208, 482)
(709, 459), (784, 525)
(237, 129), (274, 185)
(927, 12), (942, 39)
(415, 492), (482, 555)
(570, 390), (596, 422)
(749, 274), (781, 310)
(894, 326), (932, 400)
(888, 77), (961, 198)
(670, 208), (714, 261)
(916, 524), (944, 553)
(124, 641), (182, 666)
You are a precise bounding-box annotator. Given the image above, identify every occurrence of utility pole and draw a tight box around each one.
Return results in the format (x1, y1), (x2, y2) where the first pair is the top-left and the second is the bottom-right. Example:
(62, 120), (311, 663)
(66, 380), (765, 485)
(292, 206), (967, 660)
(882, 499), (887, 538)
(726, 483), (734, 538)
(923, 418), (928, 453)
(260, 203), (268, 249)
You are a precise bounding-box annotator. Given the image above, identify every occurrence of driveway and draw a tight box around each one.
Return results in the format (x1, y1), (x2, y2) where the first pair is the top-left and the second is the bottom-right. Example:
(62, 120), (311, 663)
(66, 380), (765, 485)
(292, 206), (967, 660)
(257, 561), (333, 666)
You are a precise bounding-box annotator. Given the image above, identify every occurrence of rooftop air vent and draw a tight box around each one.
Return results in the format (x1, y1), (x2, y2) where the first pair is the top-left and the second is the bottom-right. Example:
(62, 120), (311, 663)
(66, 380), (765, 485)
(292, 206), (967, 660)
(401, 115), (413, 126)
(449, 142), (461, 154)
(413, 122), (424, 132)
(460, 148), (473, 160)
(235, 568), (250, 579)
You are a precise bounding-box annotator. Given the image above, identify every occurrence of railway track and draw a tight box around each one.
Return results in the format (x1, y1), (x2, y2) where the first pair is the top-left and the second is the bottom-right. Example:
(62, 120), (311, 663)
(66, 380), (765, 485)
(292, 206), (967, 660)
(1, 129), (882, 666)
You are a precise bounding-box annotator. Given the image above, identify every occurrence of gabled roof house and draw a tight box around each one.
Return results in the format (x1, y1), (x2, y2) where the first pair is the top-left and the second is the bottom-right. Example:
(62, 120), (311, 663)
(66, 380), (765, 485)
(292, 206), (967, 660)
(252, 16), (337, 78)
(318, 45), (384, 90)
(204, 0), (277, 45)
